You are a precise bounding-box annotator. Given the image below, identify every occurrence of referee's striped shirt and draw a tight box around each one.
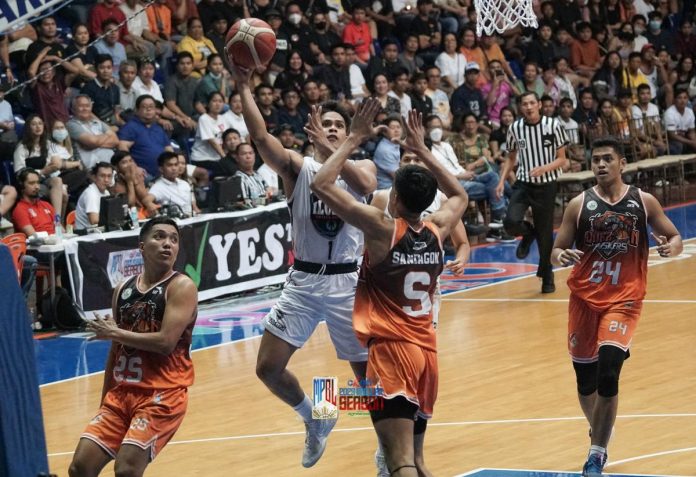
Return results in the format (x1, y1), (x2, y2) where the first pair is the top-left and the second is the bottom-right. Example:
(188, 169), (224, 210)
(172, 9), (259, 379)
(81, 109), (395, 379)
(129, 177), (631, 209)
(506, 116), (569, 184)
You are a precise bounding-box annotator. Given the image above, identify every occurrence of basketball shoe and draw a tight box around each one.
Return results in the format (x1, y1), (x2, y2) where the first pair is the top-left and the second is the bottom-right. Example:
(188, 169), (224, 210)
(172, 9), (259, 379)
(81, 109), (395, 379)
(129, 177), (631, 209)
(375, 446), (389, 477)
(582, 453), (606, 477)
(302, 417), (337, 467)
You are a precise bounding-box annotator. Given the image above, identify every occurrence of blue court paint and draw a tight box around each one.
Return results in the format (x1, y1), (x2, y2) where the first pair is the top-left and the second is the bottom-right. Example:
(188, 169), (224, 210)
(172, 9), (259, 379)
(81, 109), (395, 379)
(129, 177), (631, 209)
(456, 470), (680, 477)
(36, 202), (696, 386)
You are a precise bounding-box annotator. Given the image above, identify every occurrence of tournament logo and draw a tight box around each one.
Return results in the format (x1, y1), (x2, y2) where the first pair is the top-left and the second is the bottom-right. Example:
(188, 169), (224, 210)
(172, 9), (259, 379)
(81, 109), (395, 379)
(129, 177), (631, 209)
(585, 211), (640, 260)
(309, 193), (345, 239)
(107, 249), (144, 288)
(312, 376), (338, 419)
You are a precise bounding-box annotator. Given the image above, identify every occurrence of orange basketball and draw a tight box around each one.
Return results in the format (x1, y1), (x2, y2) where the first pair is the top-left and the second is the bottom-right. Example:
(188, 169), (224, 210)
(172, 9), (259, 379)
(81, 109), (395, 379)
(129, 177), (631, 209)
(225, 18), (276, 70)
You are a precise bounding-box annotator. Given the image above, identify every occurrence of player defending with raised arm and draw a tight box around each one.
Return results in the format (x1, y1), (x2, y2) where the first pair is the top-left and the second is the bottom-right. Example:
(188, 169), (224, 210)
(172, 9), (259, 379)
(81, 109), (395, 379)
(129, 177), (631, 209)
(69, 217), (198, 477)
(310, 107), (468, 477)
(369, 152), (470, 477)
(229, 63), (377, 467)
(551, 138), (682, 477)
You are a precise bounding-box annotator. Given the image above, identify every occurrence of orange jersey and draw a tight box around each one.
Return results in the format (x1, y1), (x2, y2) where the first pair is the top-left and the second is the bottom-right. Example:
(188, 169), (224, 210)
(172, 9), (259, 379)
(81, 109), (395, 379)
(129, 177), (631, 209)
(353, 219), (443, 352)
(113, 272), (195, 389)
(567, 186), (649, 308)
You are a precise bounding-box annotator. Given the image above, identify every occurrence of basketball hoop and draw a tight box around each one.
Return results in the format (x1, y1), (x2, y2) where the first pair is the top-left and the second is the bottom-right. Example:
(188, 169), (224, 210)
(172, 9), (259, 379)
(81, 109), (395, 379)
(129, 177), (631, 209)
(474, 0), (538, 37)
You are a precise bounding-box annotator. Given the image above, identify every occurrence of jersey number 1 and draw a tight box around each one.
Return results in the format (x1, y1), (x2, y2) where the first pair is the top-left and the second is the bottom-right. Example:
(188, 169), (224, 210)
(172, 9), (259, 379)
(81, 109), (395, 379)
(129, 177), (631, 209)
(403, 271), (432, 317)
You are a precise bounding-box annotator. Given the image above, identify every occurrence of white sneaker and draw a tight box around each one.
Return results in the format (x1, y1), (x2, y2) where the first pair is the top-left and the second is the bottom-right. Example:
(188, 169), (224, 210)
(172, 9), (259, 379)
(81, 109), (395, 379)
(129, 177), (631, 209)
(375, 446), (389, 477)
(302, 417), (337, 467)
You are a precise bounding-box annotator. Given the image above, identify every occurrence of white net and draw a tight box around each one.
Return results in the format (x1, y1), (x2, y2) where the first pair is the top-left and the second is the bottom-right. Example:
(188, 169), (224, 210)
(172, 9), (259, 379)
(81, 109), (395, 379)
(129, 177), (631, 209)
(474, 0), (538, 36)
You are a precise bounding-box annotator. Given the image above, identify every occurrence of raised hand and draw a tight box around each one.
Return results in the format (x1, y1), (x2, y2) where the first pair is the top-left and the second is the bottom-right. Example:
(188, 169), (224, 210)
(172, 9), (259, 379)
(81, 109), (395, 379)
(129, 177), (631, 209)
(400, 109), (427, 153)
(350, 97), (382, 141)
(303, 104), (333, 160)
(227, 59), (253, 86)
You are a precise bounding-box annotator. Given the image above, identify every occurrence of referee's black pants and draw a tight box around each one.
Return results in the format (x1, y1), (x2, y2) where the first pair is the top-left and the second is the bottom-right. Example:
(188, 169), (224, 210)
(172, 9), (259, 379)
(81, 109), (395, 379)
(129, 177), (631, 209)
(503, 181), (557, 282)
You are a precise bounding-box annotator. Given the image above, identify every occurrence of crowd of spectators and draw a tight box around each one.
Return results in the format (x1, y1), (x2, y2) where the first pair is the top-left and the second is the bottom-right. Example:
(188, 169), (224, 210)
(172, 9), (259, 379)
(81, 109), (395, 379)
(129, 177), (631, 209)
(0, 0), (695, 246)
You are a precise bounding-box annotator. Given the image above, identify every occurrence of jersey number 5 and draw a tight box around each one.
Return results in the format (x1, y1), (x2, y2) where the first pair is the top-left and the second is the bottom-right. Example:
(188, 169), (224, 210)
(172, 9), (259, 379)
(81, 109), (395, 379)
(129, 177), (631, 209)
(403, 271), (432, 317)
(113, 355), (143, 383)
(589, 260), (622, 285)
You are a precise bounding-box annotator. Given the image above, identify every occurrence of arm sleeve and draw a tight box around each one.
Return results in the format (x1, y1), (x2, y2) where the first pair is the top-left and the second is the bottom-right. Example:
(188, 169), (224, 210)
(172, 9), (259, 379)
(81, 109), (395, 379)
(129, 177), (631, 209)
(13, 144), (27, 172)
(84, 189), (103, 214)
(117, 122), (136, 141)
(197, 115), (217, 141)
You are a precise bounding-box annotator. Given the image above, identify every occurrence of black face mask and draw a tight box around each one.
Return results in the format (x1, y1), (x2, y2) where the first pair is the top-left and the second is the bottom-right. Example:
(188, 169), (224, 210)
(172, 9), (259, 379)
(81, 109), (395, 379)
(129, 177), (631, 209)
(315, 22), (326, 30)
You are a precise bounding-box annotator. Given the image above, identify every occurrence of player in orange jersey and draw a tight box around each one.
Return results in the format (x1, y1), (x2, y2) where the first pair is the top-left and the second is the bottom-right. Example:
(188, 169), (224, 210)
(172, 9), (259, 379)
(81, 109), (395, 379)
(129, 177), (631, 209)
(309, 102), (468, 477)
(551, 137), (682, 477)
(69, 217), (198, 477)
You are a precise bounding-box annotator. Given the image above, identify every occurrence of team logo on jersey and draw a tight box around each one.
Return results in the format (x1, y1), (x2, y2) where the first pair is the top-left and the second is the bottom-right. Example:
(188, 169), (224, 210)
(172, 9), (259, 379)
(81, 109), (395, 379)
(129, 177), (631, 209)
(627, 199), (640, 208)
(310, 193), (345, 239)
(586, 200), (598, 211)
(121, 288), (132, 300)
(585, 211), (640, 260)
(413, 241), (427, 251)
(120, 300), (159, 333)
(518, 138), (527, 148)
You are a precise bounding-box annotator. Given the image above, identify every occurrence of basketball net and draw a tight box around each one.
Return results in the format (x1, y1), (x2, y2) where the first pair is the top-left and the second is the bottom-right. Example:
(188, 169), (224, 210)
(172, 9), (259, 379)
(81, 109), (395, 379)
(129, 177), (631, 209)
(475, 0), (538, 36)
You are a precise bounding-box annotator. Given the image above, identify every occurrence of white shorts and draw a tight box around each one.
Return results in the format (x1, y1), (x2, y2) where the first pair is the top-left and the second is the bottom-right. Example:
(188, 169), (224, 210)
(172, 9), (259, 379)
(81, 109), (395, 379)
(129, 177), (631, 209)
(263, 268), (367, 362)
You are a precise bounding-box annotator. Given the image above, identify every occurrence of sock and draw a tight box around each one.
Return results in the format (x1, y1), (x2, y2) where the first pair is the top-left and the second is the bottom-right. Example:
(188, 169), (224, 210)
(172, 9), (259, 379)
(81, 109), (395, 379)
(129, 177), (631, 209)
(293, 394), (314, 422)
(589, 445), (606, 459)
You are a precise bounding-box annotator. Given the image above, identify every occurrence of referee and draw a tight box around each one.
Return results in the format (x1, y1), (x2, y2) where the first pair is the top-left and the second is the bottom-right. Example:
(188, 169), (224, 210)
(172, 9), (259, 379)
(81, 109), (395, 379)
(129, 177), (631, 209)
(495, 91), (568, 293)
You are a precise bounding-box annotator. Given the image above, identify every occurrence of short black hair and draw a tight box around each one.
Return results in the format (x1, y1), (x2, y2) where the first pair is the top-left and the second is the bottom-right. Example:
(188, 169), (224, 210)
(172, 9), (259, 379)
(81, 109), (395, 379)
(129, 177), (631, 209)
(16, 168), (40, 194)
(394, 165), (438, 215)
(157, 151), (179, 167)
(91, 161), (114, 175)
(110, 150), (132, 167)
(136, 94), (156, 109)
(636, 83), (651, 93)
(222, 128), (241, 140)
(95, 54), (113, 66)
(139, 216), (180, 242)
(321, 101), (352, 131)
(591, 137), (623, 157)
(559, 97), (573, 107)
(517, 91), (540, 104)
(177, 51), (194, 63)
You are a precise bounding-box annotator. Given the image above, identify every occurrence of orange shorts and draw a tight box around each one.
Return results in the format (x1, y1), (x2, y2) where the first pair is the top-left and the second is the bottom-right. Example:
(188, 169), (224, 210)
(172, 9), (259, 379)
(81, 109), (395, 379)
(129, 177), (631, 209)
(81, 386), (188, 461)
(367, 340), (438, 419)
(568, 294), (642, 363)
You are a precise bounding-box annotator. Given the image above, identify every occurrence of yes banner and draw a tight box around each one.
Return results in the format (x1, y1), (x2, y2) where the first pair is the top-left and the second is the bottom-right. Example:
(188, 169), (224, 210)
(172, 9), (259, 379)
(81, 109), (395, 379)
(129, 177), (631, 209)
(65, 203), (293, 313)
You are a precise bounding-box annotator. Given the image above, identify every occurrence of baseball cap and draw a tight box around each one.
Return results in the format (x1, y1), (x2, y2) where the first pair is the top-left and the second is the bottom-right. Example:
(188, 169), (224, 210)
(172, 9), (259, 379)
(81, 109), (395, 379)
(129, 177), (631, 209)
(465, 61), (480, 73)
(265, 9), (282, 20)
(641, 43), (655, 52)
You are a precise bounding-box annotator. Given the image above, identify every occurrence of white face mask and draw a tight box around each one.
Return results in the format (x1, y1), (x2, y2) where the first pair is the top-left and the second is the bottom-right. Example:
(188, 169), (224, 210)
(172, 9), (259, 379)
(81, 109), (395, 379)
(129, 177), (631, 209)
(52, 129), (69, 142)
(288, 13), (302, 25)
(429, 127), (443, 142)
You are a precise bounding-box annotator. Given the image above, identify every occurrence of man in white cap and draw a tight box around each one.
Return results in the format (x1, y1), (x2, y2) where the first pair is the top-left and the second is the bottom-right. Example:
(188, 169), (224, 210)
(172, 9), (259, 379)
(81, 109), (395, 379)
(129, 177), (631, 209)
(451, 61), (490, 133)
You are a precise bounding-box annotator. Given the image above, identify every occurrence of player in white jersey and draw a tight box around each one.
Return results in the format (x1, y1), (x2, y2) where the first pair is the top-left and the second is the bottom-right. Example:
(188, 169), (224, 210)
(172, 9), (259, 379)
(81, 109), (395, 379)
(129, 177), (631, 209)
(370, 151), (470, 477)
(230, 64), (378, 468)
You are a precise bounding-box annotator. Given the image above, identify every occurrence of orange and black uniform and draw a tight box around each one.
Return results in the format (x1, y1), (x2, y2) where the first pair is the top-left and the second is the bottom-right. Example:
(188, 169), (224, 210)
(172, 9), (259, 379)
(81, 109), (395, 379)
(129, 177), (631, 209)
(353, 219), (443, 419)
(81, 272), (195, 460)
(567, 186), (649, 362)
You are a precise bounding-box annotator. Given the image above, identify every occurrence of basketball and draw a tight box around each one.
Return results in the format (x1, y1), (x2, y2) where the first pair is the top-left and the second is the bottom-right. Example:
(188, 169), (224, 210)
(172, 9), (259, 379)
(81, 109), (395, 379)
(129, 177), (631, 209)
(225, 18), (276, 70)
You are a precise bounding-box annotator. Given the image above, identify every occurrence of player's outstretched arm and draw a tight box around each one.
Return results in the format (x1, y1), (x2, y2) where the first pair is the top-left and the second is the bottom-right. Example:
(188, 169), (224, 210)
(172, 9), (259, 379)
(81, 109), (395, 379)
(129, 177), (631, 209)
(643, 192), (683, 258)
(446, 221), (470, 274)
(230, 63), (303, 183)
(403, 110), (468, 240)
(551, 195), (584, 267)
(310, 99), (389, 238)
(88, 276), (198, 355)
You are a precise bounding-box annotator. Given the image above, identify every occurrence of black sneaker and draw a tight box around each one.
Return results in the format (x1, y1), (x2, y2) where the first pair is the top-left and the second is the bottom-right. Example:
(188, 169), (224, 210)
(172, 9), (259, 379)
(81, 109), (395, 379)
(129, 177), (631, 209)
(541, 275), (555, 293)
(499, 230), (516, 243)
(516, 234), (534, 259)
(485, 229), (501, 242)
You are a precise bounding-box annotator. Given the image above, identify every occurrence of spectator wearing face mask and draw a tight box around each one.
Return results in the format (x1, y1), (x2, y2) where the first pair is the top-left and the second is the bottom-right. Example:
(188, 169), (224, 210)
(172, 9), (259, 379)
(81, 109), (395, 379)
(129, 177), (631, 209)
(280, 2), (314, 65)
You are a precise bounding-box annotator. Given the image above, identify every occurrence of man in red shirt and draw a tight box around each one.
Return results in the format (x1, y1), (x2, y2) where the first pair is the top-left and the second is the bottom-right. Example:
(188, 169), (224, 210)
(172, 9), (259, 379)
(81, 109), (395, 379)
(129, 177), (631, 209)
(11, 169), (55, 236)
(342, 5), (374, 65)
(89, 0), (130, 39)
(570, 22), (601, 79)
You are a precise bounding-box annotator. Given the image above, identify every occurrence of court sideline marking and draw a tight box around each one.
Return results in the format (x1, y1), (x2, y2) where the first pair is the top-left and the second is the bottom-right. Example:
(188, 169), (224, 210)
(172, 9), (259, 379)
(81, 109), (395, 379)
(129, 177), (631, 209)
(47, 413), (696, 457)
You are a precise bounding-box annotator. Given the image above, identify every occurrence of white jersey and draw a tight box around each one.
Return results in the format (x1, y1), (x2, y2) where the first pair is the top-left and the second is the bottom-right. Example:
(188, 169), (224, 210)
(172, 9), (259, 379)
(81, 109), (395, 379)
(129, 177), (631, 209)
(288, 157), (365, 264)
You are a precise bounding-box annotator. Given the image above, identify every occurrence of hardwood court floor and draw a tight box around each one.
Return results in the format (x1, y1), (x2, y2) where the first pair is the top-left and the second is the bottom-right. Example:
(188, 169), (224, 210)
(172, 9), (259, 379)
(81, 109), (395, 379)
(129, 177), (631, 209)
(42, 245), (696, 476)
